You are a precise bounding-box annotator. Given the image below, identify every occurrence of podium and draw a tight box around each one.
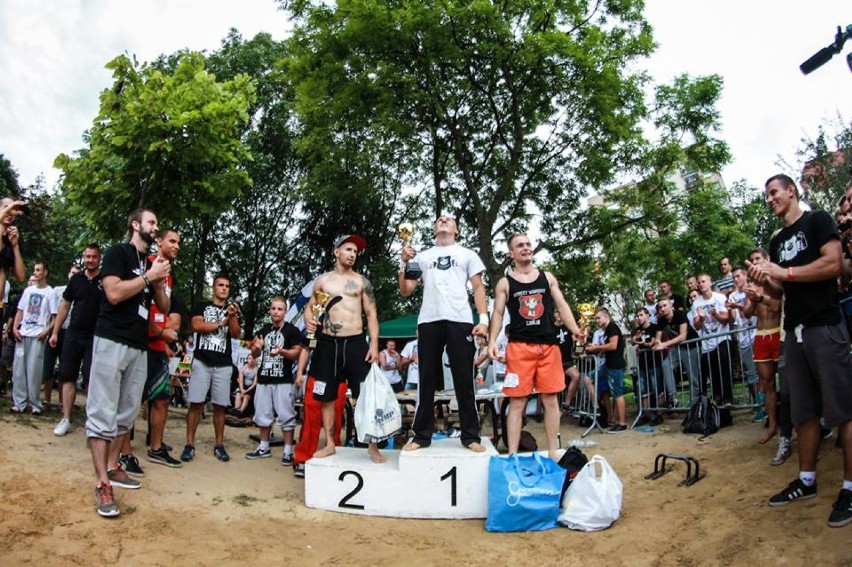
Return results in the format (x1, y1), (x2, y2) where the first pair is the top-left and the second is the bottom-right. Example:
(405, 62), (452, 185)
(305, 438), (498, 519)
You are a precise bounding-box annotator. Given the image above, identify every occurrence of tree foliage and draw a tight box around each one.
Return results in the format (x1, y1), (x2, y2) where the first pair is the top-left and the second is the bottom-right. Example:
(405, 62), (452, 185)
(281, 0), (656, 287)
(55, 52), (256, 242)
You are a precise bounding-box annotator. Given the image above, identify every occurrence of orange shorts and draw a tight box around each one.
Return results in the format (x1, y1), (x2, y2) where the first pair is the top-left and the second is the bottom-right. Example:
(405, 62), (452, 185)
(503, 342), (565, 398)
(753, 328), (781, 363)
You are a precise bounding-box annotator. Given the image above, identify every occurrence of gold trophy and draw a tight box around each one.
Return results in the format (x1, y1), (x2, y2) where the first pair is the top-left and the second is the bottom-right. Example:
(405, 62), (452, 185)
(398, 222), (423, 280)
(573, 303), (597, 356)
(306, 291), (332, 349)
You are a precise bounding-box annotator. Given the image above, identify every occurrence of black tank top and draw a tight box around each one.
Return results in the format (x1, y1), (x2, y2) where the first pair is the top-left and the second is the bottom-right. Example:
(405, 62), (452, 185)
(506, 271), (558, 344)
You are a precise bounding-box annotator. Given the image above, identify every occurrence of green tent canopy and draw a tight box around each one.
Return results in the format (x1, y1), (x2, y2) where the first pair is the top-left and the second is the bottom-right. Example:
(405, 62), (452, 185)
(378, 314), (418, 339)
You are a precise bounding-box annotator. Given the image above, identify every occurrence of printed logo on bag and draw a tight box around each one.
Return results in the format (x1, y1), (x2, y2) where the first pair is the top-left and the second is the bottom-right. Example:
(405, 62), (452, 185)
(505, 481), (560, 507)
(373, 407), (397, 425)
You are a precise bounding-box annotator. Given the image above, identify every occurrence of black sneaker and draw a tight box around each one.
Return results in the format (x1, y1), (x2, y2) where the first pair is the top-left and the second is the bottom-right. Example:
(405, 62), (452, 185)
(606, 424), (627, 434)
(119, 454), (145, 478)
(245, 447), (271, 460)
(293, 463), (305, 478)
(213, 445), (230, 462)
(281, 453), (294, 466)
(147, 446), (183, 468)
(180, 444), (195, 462)
(828, 489), (852, 528)
(769, 479), (817, 507)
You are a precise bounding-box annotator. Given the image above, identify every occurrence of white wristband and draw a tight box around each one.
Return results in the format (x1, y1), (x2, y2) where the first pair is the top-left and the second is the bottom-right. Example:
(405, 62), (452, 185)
(478, 314), (488, 327)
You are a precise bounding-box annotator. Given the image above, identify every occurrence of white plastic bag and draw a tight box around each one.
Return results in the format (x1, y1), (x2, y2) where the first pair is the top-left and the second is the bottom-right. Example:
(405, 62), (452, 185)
(354, 363), (402, 443)
(558, 455), (623, 531)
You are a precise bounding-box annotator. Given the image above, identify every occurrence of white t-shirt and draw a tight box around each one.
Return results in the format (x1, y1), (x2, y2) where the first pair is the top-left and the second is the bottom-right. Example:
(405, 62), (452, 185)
(18, 285), (56, 338)
(492, 332), (508, 376)
(53, 285), (70, 330)
(415, 243), (486, 325)
(381, 349), (402, 385)
(400, 340), (419, 385)
(728, 289), (756, 346)
(692, 292), (730, 352)
(644, 303), (658, 324)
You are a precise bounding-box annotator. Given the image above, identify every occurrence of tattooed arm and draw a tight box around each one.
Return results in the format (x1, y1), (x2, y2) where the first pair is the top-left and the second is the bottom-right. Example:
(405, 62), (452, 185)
(362, 275), (379, 363)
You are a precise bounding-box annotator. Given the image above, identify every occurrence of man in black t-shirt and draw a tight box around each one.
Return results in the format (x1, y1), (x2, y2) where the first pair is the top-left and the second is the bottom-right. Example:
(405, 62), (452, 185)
(654, 297), (701, 407)
(632, 307), (663, 424)
(182, 274), (241, 463)
(749, 174), (852, 527)
(585, 307), (627, 433)
(85, 209), (171, 518)
(49, 244), (103, 437)
(245, 297), (302, 464)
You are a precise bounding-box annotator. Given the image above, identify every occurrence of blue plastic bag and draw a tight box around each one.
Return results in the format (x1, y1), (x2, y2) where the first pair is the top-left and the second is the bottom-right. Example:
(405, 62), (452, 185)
(486, 452), (567, 532)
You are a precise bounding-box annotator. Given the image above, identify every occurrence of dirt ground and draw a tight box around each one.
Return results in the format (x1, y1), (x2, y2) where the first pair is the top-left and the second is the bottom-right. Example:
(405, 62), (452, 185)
(0, 396), (849, 567)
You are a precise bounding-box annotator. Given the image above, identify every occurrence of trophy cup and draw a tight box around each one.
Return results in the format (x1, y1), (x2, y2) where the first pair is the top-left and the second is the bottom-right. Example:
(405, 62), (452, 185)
(306, 291), (332, 349)
(573, 303), (597, 356)
(397, 222), (423, 280)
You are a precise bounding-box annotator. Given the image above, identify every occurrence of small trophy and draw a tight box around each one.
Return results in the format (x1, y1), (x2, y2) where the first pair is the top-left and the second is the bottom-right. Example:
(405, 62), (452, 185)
(573, 303), (597, 356)
(398, 222), (423, 280)
(307, 291), (332, 349)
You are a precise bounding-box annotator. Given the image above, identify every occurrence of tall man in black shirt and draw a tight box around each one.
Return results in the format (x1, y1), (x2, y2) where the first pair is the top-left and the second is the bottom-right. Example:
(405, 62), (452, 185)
(749, 174), (852, 528)
(49, 244), (103, 437)
(86, 210), (170, 518)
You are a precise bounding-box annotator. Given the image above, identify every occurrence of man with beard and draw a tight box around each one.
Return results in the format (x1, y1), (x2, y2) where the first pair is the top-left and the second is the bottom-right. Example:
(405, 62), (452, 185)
(307, 235), (383, 463)
(86, 209), (171, 517)
(50, 244), (103, 437)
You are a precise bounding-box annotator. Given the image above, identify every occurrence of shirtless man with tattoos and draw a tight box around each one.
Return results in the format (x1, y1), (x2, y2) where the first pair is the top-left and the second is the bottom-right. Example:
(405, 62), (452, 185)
(303, 235), (383, 464)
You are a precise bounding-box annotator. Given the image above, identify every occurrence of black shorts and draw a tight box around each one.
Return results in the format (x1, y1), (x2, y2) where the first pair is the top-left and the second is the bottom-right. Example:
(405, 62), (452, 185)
(57, 330), (94, 384)
(144, 350), (171, 402)
(308, 333), (370, 402)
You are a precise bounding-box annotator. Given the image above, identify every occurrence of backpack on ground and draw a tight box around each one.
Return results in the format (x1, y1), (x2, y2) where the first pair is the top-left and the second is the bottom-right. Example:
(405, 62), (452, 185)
(682, 394), (720, 437)
(557, 446), (589, 501)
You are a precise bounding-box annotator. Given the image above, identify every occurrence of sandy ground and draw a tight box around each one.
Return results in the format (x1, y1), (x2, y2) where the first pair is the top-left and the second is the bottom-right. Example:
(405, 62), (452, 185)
(0, 396), (849, 567)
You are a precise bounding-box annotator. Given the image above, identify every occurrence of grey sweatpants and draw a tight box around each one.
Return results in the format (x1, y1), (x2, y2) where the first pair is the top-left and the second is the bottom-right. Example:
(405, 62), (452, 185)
(85, 336), (147, 440)
(12, 337), (47, 412)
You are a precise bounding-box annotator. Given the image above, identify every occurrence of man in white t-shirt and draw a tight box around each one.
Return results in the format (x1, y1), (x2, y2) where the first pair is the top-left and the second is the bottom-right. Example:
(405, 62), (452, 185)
(692, 273), (733, 405)
(399, 214), (489, 452)
(400, 337), (419, 389)
(727, 265), (758, 405)
(379, 339), (403, 392)
(11, 261), (56, 414)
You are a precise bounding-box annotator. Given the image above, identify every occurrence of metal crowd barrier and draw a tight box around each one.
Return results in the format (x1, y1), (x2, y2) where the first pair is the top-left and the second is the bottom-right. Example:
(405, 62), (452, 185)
(562, 352), (605, 437)
(628, 325), (759, 428)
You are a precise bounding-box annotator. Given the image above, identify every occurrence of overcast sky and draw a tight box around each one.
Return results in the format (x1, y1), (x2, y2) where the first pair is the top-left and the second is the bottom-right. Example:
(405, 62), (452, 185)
(1, 1), (850, 194)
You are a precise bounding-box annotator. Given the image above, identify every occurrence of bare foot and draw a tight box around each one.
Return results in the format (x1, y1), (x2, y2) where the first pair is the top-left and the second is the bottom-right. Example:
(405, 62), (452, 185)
(758, 424), (778, 445)
(367, 446), (387, 464)
(548, 450), (559, 462)
(313, 445), (336, 459)
(402, 441), (422, 452)
(466, 442), (486, 453)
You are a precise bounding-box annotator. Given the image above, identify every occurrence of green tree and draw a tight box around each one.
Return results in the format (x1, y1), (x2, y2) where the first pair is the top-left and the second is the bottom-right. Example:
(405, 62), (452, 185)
(0, 154), (22, 198)
(282, 0), (656, 288)
(795, 115), (852, 212)
(54, 52), (256, 242)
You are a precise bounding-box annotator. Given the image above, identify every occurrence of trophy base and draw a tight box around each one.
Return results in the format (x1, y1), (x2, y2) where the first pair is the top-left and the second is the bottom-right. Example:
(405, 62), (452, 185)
(404, 261), (422, 280)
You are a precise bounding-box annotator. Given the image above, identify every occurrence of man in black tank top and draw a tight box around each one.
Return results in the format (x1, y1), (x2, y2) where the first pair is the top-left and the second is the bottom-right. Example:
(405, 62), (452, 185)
(488, 234), (582, 459)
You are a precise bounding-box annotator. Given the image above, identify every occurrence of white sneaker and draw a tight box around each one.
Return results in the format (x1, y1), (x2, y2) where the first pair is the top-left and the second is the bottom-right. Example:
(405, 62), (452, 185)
(53, 418), (71, 437)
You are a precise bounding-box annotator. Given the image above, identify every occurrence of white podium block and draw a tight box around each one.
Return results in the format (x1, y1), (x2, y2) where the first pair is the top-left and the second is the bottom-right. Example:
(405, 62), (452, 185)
(305, 438), (498, 518)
